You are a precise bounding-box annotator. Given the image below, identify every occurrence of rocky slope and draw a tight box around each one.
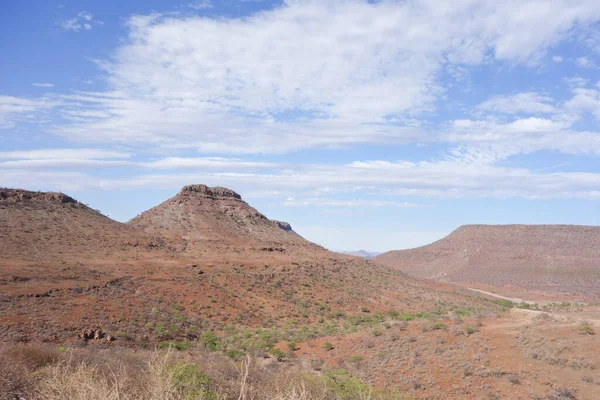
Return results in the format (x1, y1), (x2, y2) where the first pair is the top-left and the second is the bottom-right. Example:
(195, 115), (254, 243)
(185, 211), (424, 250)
(375, 224), (600, 297)
(129, 184), (321, 257)
(0, 188), (165, 262)
(0, 185), (487, 350)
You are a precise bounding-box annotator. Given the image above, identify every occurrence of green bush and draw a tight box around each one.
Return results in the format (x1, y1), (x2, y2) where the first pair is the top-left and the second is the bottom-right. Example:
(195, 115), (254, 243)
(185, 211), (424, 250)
(270, 348), (287, 361)
(322, 369), (371, 399)
(225, 349), (246, 360)
(169, 362), (218, 399)
(349, 355), (364, 363)
(286, 341), (297, 352)
(158, 341), (192, 351)
(432, 322), (446, 330)
(200, 331), (219, 351)
(322, 342), (334, 351)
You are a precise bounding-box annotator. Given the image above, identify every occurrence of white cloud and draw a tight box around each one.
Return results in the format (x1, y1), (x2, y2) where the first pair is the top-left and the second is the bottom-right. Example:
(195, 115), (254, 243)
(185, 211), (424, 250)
(3, 157), (600, 201)
(552, 55), (564, 62)
(141, 157), (276, 169)
(476, 92), (557, 115)
(0, 153), (277, 171)
(565, 88), (600, 119)
(188, 0), (213, 10)
(61, 11), (102, 32)
(283, 197), (424, 208)
(0, 148), (131, 160)
(0, 95), (59, 129)
(32, 83), (55, 88)
(575, 56), (597, 68)
(564, 76), (589, 88)
(47, 0), (600, 154)
(0, 159), (132, 170)
(3, 1), (600, 209)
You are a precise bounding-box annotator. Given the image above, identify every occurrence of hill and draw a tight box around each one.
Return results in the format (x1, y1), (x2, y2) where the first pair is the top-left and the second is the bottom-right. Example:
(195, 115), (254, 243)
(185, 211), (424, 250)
(374, 224), (600, 298)
(129, 184), (322, 259)
(2, 191), (599, 399)
(1, 185), (481, 343)
(0, 188), (165, 262)
(0, 188), (170, 296)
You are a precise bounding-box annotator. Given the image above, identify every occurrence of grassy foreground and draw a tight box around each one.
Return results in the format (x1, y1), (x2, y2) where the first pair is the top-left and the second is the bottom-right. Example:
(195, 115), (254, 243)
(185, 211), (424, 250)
(0, 343), (410, 400)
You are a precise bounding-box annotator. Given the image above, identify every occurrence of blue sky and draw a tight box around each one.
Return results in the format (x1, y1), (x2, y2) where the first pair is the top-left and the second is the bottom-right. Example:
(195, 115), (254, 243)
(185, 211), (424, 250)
(1, 0), (600, 252)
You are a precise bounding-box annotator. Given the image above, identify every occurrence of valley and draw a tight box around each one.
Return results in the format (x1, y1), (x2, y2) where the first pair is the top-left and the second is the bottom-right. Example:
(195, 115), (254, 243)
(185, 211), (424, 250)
(0, 186), (599, 399)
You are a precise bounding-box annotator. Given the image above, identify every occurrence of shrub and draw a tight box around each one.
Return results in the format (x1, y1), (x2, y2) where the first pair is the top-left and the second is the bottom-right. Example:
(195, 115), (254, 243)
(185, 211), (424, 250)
(200, 331), (219, 351)
(322, 369), (371, 399)
(158, 341), (191, 351)
(270, 348), (287, 361)
(322, 342), (334, 351)
(578, 322), (595, 335)
(547, 387), (578, 400)
(225, 349), (245, 360)
(422, 321), (446, 332)
(361, 307), (370, 313)
(517, 302), (532, 310)
(328, 310), (346, 319)
(287, 341), (297, 352)
(398, 313), (415, 321)
(465, 326), (475, 335)
(349, 355), (364, 363)
(169, 362), (218, 399)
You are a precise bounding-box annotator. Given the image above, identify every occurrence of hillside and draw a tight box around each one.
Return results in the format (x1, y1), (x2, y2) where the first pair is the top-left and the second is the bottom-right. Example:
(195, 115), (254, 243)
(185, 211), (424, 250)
(129, 184), (322, 259)
(375, 224), (600, 298)
(1, 185), (482, 343)
(0, 188), (170, 296)
(2, 190), (600, 399)
(0, 188), (169, 262)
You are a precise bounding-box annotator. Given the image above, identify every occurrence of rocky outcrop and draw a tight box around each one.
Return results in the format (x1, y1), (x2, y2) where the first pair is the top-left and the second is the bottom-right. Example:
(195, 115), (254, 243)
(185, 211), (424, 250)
(78, 328), (113, 341)
(272, 220), (293, 232)
(0, 189), (76, 204)
(180, 184), (242, 200)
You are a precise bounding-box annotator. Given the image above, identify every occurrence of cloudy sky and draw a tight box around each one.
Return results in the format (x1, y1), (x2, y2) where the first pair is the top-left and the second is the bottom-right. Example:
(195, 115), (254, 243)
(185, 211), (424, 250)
(1, 0), (600, 252)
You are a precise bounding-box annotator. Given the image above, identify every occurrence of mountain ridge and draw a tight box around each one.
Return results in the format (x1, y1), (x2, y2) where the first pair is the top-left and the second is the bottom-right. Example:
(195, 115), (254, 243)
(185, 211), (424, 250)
(374, 224), (600, 298)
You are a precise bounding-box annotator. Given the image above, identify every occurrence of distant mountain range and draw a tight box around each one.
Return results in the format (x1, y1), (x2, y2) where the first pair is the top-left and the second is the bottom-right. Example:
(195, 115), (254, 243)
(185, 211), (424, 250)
(339, 250), (382, 258)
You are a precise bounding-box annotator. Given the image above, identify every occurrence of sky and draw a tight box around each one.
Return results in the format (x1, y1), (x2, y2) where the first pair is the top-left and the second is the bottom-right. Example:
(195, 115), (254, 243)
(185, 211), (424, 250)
(1, 0), (600, 252)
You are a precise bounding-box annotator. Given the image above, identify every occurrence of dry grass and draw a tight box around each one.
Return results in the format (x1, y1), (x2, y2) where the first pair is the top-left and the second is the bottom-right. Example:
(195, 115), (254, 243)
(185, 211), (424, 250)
(0, 345), (400, 400)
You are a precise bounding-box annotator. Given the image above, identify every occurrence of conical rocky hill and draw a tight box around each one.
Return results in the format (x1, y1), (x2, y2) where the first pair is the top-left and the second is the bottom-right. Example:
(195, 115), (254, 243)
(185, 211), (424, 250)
(129, 184), (322, 257)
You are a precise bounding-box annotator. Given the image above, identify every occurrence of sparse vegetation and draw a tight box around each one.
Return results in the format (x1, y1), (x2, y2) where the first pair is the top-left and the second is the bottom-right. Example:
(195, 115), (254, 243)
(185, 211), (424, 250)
(322, 342), (334, 351)
(578, 322), (595, 336)
(158, 341), (192, 351)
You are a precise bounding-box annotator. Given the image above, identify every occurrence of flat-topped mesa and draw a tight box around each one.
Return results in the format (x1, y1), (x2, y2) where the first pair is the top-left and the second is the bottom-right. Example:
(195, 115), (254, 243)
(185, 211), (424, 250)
(272, 220), (293, 232)
(180, 184), (242, 200)
(0, 188), (77, 204)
